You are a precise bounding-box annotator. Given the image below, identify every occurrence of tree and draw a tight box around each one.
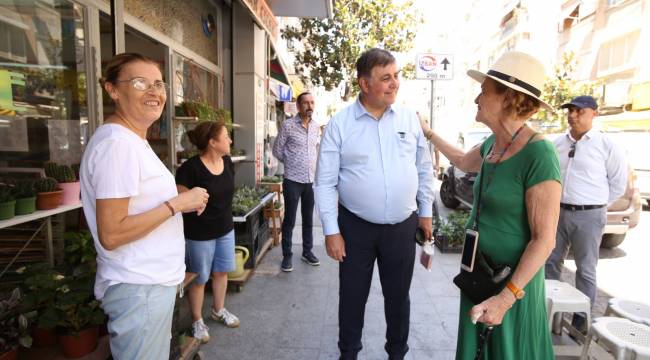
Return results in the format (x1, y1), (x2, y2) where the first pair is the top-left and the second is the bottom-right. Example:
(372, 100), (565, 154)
(536, 52), (601, 132)
(282, 0), (422, 100)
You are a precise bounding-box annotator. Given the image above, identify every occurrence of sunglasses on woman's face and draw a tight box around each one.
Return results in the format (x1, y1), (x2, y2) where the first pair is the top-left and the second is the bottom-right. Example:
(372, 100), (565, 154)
(116, 77), (168, 93)
(568, 142), (576, 158)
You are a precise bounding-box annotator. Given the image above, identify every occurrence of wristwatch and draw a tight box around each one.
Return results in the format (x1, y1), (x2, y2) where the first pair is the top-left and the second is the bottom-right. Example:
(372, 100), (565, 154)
(506, 281), (525, 300)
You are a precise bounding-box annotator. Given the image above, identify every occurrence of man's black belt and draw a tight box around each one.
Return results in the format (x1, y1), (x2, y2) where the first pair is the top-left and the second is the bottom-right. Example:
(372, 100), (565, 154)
(560, 203), (606, 211)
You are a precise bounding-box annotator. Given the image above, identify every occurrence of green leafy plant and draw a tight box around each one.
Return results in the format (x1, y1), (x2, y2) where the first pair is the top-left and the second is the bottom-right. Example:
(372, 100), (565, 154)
(438, 210), (470, 247)
(13, 179), (36, 199)
(18, 263), (65, 330)
(52, 268), (105, 335)
(282, 0), (423, 100)
(64, 231), (97, 271)
(0, 185), (15, 203)
(261, 176), (282, 183)
(0, 288), (33, 353)
(181, 101), (233, 129)
(232, 186), (270, 216)
(35, 178), (59, 193)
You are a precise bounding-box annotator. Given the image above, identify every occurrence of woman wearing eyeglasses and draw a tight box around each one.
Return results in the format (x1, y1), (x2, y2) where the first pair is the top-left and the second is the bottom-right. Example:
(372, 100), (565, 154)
(80, 53), (209, 360)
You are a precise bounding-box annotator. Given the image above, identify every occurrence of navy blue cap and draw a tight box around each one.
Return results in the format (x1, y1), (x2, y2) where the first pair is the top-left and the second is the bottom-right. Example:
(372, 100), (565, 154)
(560, 95), (598, 110)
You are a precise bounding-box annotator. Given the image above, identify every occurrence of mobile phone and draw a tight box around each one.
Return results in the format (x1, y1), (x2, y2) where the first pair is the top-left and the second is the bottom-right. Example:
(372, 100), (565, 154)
(415, 227), (425, 246)
(460, 229), (479, 272)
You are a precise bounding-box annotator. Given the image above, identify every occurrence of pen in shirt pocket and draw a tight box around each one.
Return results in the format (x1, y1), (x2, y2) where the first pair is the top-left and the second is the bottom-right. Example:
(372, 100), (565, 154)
(398, 131), (406, 140)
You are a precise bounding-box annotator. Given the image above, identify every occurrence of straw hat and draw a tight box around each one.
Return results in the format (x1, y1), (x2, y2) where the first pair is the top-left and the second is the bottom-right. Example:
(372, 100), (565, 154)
(467, 51), (552, 111)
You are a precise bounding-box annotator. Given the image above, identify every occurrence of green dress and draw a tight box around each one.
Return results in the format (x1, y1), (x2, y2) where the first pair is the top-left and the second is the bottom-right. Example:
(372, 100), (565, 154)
(455, 135), (561, 360)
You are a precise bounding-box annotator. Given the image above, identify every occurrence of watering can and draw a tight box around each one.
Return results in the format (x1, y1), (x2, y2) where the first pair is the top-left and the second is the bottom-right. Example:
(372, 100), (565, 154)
(228, 246), (250, 278)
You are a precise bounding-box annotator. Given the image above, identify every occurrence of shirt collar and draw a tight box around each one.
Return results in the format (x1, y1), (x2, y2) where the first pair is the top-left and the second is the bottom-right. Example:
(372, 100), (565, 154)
(566, 127), (597, 142)
(353, 97), (394, 120)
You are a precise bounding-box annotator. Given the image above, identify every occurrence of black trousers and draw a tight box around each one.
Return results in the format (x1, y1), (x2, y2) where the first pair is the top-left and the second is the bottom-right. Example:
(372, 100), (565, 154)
(281, 178), (314, 257)
(337, 206), (417, 360)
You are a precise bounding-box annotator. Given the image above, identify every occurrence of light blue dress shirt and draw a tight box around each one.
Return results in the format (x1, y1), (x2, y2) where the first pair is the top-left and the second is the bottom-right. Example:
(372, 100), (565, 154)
(314, 98), (435, 236)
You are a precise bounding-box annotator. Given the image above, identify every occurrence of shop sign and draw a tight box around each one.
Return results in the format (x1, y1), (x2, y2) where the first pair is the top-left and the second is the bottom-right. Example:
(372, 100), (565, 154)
(278, 83), (292, 102)
(242, 0), (279, 41)
(284, 102), (297, 115)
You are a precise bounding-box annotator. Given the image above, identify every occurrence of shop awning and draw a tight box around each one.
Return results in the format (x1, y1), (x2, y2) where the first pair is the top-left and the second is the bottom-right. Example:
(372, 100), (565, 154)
(267, 0), (333, 19)
(269, 44), (296, 101)
(597, 110), (650, 131)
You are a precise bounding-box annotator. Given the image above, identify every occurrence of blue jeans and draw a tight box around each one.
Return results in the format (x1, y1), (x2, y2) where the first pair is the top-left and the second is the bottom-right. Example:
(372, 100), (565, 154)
(186, 230), (236, 284)
(101, 283), (176, 360)
(281, 178), (314, 257)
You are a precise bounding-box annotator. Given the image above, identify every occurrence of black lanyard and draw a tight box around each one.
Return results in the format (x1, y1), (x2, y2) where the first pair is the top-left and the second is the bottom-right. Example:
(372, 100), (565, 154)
(472, 125), (526, 230)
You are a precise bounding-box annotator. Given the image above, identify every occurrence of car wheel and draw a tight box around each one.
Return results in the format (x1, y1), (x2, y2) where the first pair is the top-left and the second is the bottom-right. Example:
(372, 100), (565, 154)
(440, 179), (460, 209)
(601, 233), (626, 248)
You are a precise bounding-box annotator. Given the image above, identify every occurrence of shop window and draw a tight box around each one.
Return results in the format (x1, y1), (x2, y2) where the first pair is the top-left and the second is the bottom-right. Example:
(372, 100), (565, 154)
(172, 52), (222, 167)
(598, 31), (640, 75)
(0, 1), (88, 170)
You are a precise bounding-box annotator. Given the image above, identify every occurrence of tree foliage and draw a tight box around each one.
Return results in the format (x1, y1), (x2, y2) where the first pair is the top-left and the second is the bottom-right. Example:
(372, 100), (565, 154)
(282, 0), (422, 100)
(536, 52), (601, 132)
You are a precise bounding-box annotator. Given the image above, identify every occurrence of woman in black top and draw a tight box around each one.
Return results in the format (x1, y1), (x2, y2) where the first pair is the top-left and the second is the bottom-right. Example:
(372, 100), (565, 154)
(176, 121), (239, 343)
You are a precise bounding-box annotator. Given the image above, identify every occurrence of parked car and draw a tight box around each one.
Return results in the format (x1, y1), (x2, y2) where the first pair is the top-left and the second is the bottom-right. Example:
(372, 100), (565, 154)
(439, 150), (642, 249)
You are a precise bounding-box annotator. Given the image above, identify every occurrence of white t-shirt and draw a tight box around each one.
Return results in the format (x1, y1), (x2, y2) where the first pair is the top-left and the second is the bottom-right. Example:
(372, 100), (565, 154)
(80, 124), (185, 300)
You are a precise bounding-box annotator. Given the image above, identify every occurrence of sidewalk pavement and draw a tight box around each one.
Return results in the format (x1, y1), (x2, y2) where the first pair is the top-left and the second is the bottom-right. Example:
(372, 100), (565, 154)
(199, 208), (459, 360)
(199, 203), (613, 360)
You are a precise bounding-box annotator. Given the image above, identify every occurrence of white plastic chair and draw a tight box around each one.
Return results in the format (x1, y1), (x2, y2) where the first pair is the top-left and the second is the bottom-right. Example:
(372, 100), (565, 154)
(606, 298), (650, 326)
(545, 279), (592, 356)
(580, 317), (650, 359)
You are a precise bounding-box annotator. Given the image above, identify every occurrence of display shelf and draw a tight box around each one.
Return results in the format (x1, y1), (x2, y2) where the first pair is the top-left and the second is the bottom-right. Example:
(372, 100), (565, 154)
(232, 193), (274, 222)
(0, 203), (81, 230)
(231, 156), (248, 163)
(173, 116), (199, 122)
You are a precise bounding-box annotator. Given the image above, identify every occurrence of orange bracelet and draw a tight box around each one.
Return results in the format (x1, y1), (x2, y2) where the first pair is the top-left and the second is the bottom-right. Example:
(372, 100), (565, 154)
(164, 201), (175, 216)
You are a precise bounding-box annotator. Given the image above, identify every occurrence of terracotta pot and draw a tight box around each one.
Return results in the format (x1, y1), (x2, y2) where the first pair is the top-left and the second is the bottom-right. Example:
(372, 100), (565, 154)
(58, 326), (98, 359)
(32, 326), (57, 348)
(0, 348), (18, 360)
(59, 181), (80, 205)
(0, 200), (16, 220)
(15, 196), (36, 215)
(36, 190), (63, 210)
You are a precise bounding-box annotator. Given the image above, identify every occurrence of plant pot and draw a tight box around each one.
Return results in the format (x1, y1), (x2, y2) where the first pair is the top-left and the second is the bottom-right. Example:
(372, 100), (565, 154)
(59, 181), (80, 205)
(32, 326), (57, 347)
(58, 326), (99, 359)
(258, 182), (282, 193)
(15, 196), (36, 216)
(434, 234), (463, 254)
(36, 190), (63, 210)
(0, 348), (18, 360)
(0, 200), (16, 220)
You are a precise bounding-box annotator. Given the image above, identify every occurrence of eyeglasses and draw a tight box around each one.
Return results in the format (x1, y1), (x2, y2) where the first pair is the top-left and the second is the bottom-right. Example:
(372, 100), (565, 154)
(116, 77), (168, 93)
(568, 142), (576, 158)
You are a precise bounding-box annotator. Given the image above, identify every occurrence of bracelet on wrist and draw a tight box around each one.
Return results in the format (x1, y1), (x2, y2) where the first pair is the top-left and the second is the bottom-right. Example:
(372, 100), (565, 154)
(164, 200), (176, 216)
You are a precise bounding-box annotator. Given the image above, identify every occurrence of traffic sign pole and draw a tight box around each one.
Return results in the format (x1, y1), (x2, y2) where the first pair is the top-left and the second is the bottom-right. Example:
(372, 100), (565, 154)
(429, 79), (435, 133)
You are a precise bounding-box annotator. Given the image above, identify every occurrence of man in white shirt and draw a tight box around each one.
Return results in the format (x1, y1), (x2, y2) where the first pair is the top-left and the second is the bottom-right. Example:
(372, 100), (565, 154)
(545, 95), (627, 330)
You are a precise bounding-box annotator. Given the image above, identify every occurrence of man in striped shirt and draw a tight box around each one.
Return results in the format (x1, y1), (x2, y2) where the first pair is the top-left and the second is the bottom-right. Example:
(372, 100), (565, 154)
(272, 92), (321, 272)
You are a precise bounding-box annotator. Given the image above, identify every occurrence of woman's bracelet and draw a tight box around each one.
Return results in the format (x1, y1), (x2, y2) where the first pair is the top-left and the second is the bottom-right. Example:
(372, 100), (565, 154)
(164, 200), (176, 216)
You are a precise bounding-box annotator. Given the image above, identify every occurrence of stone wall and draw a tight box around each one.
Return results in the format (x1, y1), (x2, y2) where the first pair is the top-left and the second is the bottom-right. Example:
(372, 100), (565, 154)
(123, 0), (220, 65)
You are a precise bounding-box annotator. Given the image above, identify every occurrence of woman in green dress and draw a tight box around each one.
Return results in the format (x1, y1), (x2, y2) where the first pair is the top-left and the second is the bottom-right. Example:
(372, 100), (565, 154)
(421, 51), (562, 359)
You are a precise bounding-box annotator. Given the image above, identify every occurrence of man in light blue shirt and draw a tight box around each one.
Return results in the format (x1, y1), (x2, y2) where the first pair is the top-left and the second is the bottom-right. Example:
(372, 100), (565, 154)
(314, 48), (435, 360)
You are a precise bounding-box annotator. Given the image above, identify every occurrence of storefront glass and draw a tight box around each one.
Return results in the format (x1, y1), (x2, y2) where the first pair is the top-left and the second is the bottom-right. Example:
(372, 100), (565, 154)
(0, 0), (87, 169)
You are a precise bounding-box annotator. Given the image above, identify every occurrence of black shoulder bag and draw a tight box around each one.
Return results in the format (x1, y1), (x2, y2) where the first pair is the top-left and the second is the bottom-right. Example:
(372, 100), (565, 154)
(452, 142), (514, 305)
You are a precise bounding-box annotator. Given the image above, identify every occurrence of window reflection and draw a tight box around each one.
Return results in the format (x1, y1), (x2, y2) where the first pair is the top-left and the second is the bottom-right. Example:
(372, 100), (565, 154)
(0, 0), (87, 169)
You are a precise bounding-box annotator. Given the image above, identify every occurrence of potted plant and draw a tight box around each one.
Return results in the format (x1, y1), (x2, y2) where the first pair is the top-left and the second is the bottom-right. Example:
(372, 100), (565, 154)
(434, 210), (469, 253)
(35, 177), (62, 210)
(13, 180), (37, 216)
(0, 288), (32, 360)
(259, 175), (283, 193)
(18, 263), (65, 348)
(53, 270), (105, 359)
(45, 162), (79, 205)
(0, 185), (16, 220)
